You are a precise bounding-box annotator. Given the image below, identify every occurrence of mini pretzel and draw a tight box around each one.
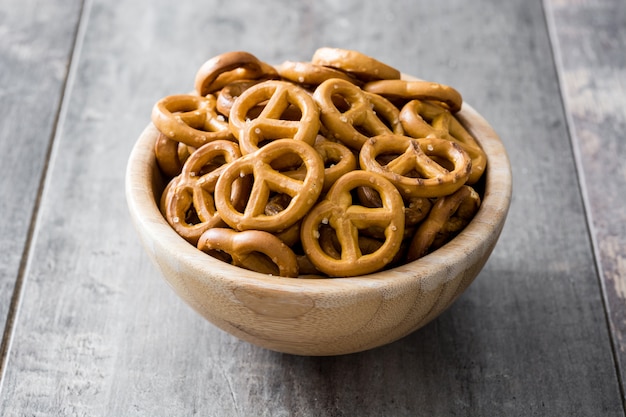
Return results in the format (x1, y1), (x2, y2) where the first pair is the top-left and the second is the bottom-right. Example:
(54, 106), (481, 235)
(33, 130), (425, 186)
(197, 228), (299, 277)
(311, 47), (401, 81)
(215, 139), (324, 232)
(154, 132), (193, 178)
(407, 185), (481, 261)
(400, 99), (486, 184)
(163, 140), (244, 245)
(359, 134), (471, 198)
(216, 80), (262, 118)
(194, 51), (278, 96)
(276, 60), (359, 86)
(229, 80), (321, 155)
(151, 94), (233, 148)
(313, 78), (403, 150)
(363, 79), (463, 113)
(300, 170), (405, 277)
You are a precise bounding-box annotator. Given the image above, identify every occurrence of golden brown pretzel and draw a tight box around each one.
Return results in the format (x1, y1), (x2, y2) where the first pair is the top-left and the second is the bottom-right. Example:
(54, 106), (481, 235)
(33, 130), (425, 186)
(163, 140), (244, 245)
(197, 228), (299, 277)
(194, 51), (278, 96)
(229, 80), (321, 155)
(359, 134), (471, 198)
(363, 79), (463, 113)
(407, 185), (481, 261)
(276, 60), (359, 86)
(311, 47), (401, 81)
(215, 138), (325, 232)
(151, 94), (233, 148)
(313, 78), (403, 150)
(300, 170), (405, 277)
(154, 132), (193, 178)
(400, 99), (487, 184)
(313, 136), (357, 192)
(215, 80), (262, 118)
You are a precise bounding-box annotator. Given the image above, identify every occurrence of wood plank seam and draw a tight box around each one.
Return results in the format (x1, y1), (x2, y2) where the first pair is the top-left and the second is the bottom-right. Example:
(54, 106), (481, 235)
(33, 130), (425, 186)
(541, 0), (626, 411)
(0, 0), (89, 391)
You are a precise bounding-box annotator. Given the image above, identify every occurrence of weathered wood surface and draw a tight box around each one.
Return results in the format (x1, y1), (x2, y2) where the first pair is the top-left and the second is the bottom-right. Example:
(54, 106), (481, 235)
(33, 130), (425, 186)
(0, 0), (624, 415)
(0, 0), (83, 358)
(545, 0), (626, 396)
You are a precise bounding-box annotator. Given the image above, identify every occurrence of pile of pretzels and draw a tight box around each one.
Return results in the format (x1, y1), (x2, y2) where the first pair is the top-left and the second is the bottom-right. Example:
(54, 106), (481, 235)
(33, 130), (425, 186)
(150, 48), (487, 278)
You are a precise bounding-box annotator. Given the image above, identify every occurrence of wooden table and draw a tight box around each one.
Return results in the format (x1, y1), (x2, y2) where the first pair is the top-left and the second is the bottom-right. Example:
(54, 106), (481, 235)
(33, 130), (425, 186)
(1, 0), (625, 415)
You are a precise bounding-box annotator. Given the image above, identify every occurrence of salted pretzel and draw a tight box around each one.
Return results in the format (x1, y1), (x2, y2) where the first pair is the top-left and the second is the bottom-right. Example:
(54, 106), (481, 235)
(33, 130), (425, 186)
(215, 80), (262, 118)
(407, 185), (481, 261)
(311, 47), (401, 81)
(313, 78), (403, 149)
(300, 170), (405, 277)
(359, 134), (471, 198)
(363, 79), (463, 113)
(194, 51), (278, 96)
(215, 138), (324, 232)
(400, 99), (486, 184)
(197, 228), (299, 277)
(276, 60), (359, 87)
(228, 80), (321, 155)
(163, 140), (245, 245)
(154, 132), (193, 178)
(151, 94), (233, 148)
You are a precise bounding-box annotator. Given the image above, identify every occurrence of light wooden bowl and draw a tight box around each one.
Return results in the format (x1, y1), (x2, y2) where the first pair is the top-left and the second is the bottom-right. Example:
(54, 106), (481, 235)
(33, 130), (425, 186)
(125, 100), (512, 356)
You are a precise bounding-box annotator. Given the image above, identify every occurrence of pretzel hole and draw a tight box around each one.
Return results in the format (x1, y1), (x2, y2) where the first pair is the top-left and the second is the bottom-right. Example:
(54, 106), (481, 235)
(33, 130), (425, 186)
(184, 204), (201, 225)
(265, 193), (292, 216)
(204, 248), (233, 264)
(237, 252), (282, 275)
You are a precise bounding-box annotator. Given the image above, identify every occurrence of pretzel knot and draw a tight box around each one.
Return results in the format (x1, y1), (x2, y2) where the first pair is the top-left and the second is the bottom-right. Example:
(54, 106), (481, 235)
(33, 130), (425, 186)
(151, 94), (233, 148)
(300, 170), (405, 277)
(163, 140), (245, 245)
(359, 134), (471, 198)
(407, 185), (481, 261)
(197, 228), (299, 277)
(313, 78), (403, 150)
(229, 80), (321, 156)
(215, 138), (325, 233)
(399, 99), (487, 184)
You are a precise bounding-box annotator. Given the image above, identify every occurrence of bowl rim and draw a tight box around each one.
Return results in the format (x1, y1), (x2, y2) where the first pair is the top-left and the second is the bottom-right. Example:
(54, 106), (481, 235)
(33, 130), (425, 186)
(125, 96), (512, 295)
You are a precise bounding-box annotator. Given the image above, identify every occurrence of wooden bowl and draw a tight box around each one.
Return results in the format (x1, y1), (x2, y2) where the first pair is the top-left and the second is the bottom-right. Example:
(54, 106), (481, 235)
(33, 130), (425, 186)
(125, 100), (512, 356)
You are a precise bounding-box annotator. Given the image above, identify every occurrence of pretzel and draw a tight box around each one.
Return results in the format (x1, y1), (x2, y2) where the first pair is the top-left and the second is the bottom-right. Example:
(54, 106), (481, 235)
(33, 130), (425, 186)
(313, 78), (403, 149)
(228, 80), (321, 155)
(300, 170), (405, 277)
(311, 47), (401, 81)
(314, 136), (358, 191)
(163, 140), (245, 245)
(359, 134), (471, 198)
(197, 228), (299, 277)
(154, 132), (193, 178)
(363, 79), (463, 113)
(151, 94), (233, 148)
(400, 99), (486, 184)
(215, 80), (263, 118)
(215, 138), (324, 232)
(276, 60), (360, 87)
(407, 185), (481, 261)
(194, 51), (278, 96)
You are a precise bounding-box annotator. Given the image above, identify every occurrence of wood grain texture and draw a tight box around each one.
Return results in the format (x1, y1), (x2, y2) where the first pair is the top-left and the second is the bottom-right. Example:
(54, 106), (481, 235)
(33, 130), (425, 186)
(0, 0), (624, 415)
(0, 0), (82, 346)
(545, 0), (626, 399)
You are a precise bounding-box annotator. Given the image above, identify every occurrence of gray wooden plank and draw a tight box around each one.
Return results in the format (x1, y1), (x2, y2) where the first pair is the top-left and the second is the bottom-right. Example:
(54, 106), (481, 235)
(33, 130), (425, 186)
(0, 0), (623, 415)
(0, 0), (83, 354)
(544, 0), (626, 401)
